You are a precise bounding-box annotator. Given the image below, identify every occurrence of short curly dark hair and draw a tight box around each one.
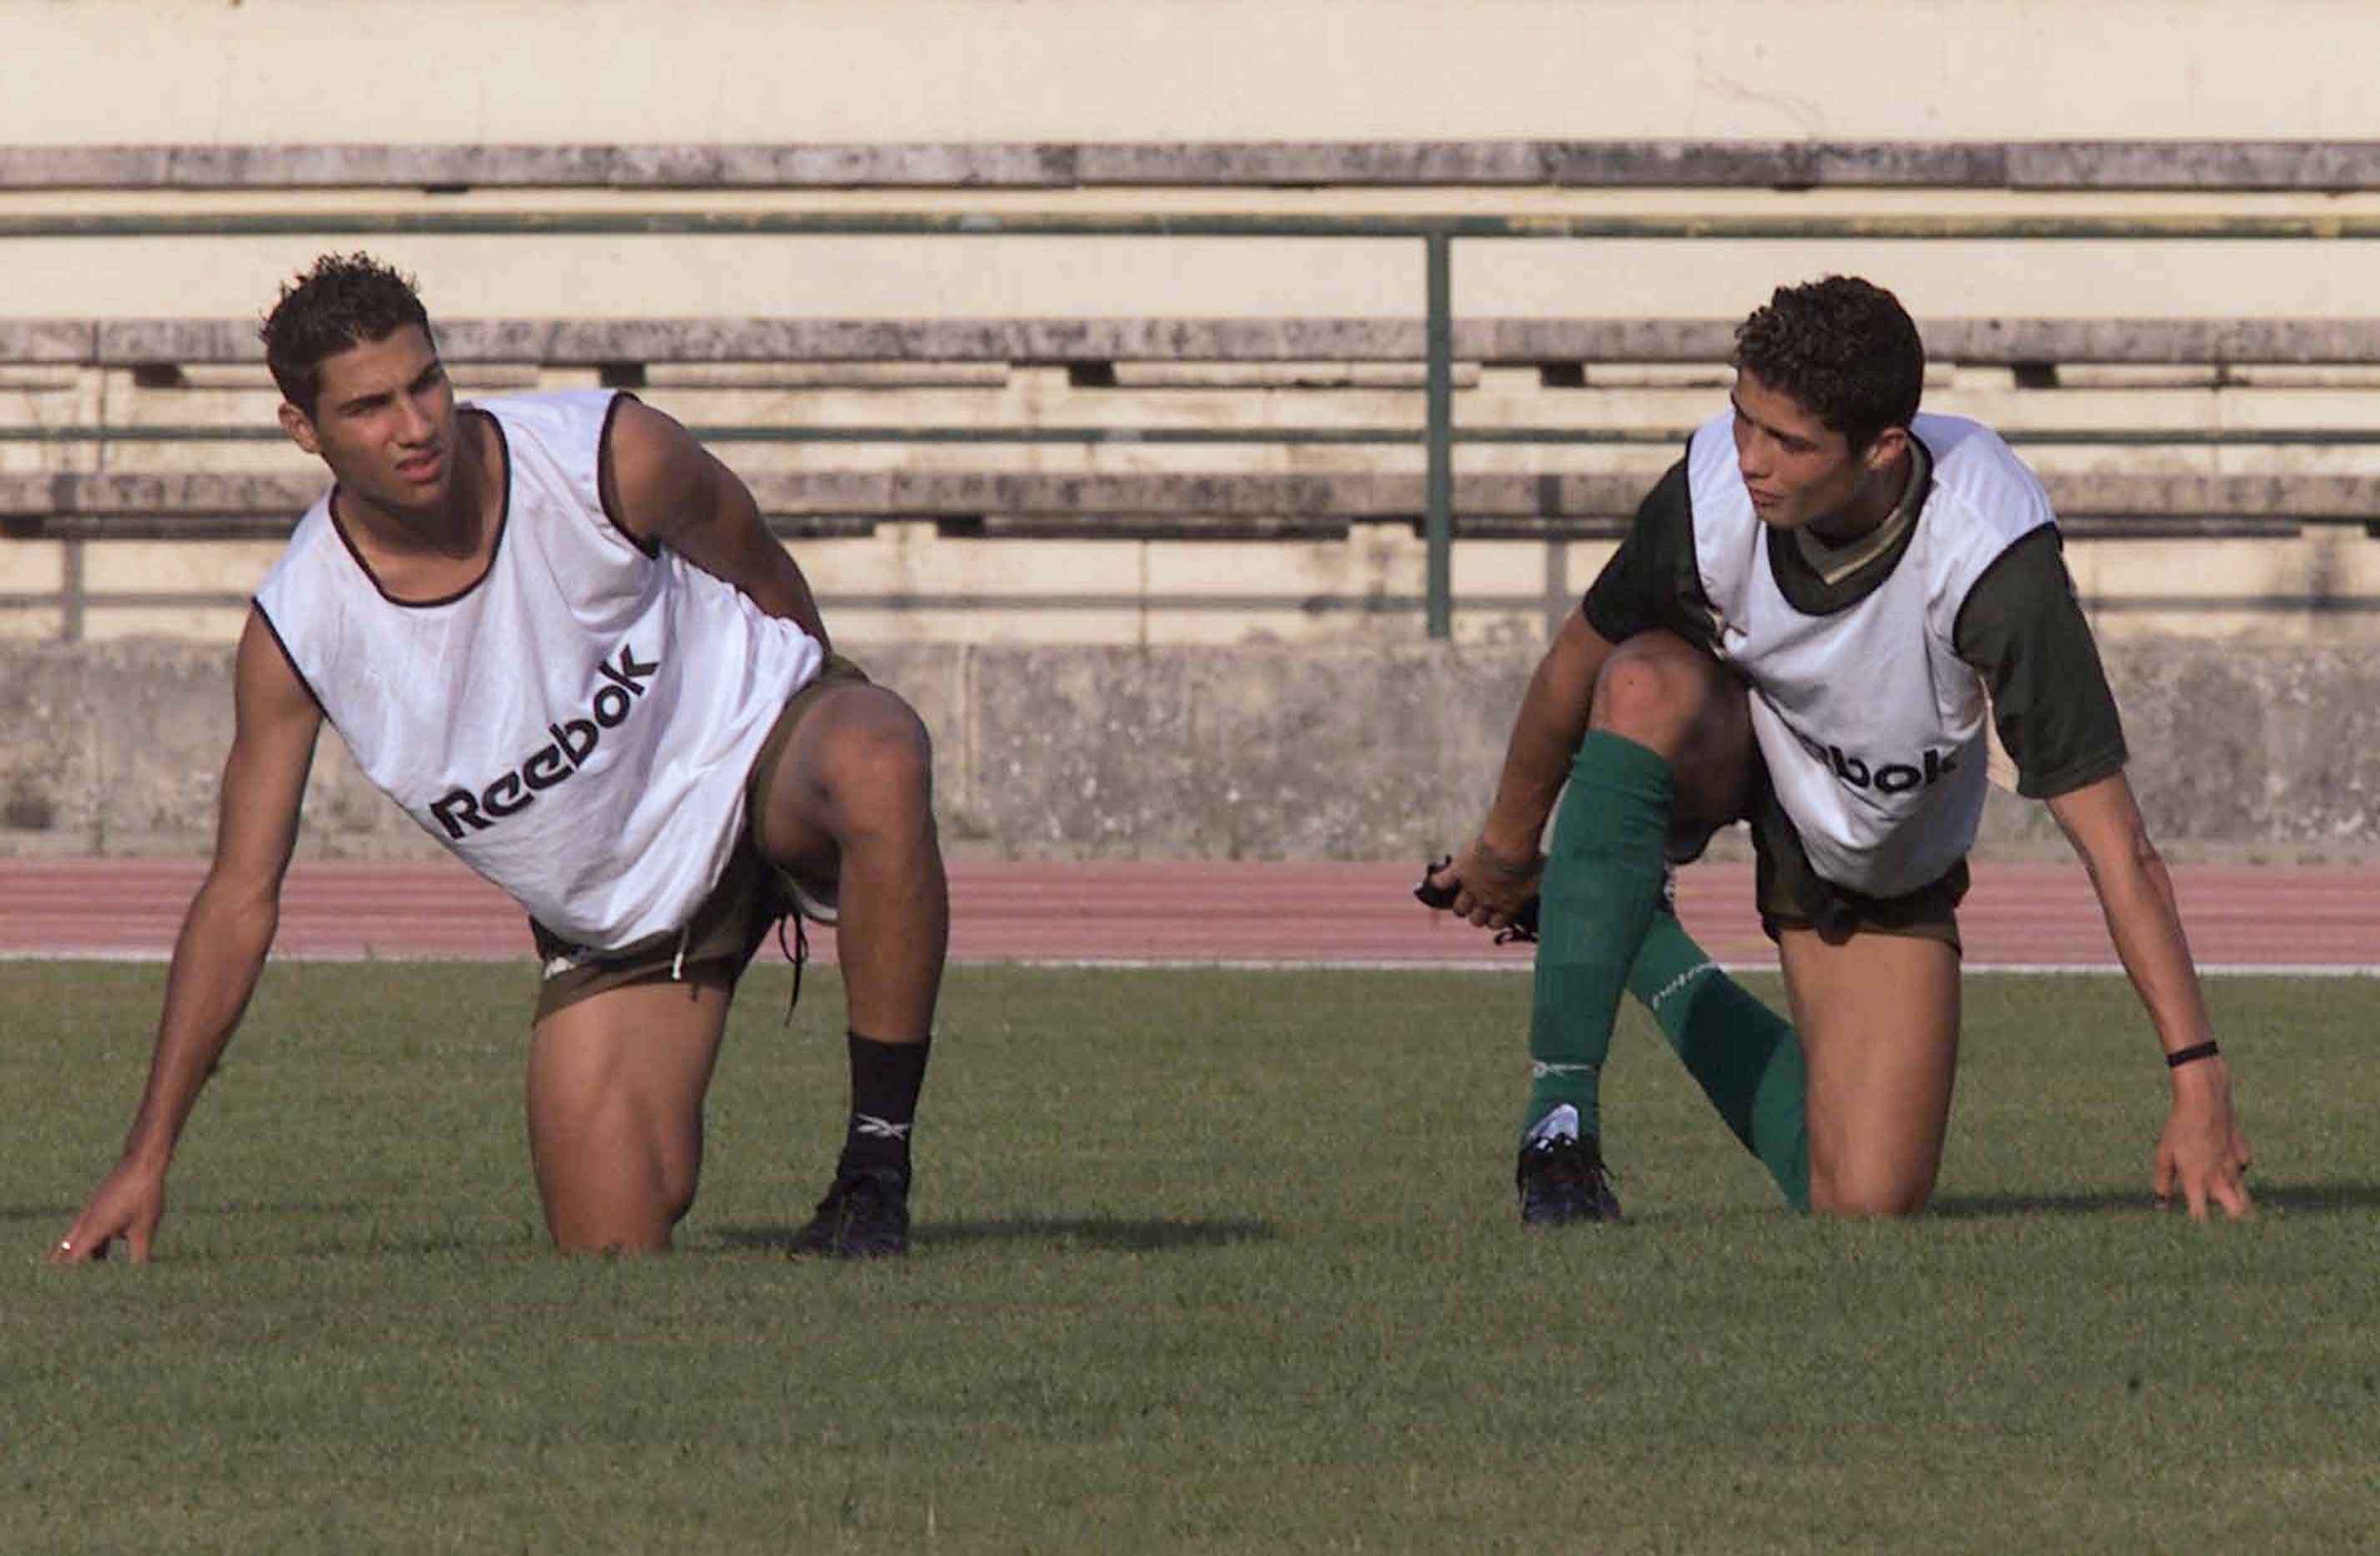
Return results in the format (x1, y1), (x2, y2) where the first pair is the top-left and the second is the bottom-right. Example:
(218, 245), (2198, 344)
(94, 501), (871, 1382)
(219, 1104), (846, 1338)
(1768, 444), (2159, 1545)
(259, 252), (435, 418)
(1732, 276), (1924, 451)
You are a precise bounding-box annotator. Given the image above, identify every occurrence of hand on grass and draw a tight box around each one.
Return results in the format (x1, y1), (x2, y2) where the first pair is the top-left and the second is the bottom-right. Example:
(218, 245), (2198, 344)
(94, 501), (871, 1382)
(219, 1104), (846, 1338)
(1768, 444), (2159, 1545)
(48, 1163), (167, 1264)
(2154, 1059), (2253, 1222)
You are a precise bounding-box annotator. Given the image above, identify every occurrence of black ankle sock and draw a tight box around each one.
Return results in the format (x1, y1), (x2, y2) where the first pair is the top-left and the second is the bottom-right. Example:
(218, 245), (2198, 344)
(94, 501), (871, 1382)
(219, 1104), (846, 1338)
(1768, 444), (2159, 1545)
(839, 1029), (931, 1179)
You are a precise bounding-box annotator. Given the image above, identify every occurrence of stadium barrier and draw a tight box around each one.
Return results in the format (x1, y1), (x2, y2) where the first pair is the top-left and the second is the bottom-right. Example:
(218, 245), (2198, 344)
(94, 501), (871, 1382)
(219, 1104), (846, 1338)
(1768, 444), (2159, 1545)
(7, 631), (2377, 863)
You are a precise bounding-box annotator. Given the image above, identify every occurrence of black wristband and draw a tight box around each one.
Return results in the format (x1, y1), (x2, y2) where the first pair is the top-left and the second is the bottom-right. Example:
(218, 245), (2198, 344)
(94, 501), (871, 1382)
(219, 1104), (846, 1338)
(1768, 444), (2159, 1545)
(2165, 1041), (2220, 1069)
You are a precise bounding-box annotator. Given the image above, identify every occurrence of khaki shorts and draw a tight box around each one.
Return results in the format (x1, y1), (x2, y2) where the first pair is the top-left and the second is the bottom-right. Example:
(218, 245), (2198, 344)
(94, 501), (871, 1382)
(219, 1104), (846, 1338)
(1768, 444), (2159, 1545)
(1667, 742), (1965, 953)
(529, 653), (871, 1021)
(1745, 770), (1965, 952)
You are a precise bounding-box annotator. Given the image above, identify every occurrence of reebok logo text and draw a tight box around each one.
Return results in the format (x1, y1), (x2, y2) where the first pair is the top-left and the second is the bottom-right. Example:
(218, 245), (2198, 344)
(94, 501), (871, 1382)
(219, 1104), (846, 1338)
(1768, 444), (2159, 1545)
(428, 643), (658, 839)
(1794, 732), (1960, 796)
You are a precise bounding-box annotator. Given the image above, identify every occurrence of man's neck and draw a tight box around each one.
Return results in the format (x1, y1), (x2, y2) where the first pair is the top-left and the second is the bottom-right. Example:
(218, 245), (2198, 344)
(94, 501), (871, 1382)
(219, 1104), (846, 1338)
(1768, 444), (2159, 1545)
(1805, 446), (1915, 547)
(1793, 442), (1927, 587)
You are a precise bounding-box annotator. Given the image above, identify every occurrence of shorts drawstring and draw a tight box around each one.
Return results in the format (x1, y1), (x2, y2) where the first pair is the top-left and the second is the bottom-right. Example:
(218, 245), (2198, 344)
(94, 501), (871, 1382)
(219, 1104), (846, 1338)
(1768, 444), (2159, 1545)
(775, 911), (808, 1026)
(671, 924), (689, 982)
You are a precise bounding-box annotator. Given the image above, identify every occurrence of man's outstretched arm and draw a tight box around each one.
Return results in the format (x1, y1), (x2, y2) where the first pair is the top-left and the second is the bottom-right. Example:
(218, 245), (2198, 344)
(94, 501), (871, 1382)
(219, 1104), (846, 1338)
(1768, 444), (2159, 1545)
(2047, 770), (2253, 1222)
(51, 608), (321, 1263)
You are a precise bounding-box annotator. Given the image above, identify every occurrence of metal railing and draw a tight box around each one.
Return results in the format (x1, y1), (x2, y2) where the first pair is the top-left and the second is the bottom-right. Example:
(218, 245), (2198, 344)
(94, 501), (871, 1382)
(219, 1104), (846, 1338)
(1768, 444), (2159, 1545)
(15, 206), (2380, 636)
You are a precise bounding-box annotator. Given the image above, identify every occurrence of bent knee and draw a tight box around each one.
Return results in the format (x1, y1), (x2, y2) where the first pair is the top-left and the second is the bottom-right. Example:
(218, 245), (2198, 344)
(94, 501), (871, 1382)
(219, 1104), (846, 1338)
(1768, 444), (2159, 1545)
(755, 689), (940, 868)
(1808, 1167), (1936, 1220)
(549, 1223), (677, 1256)
(1590, 633), (1740, 764)
(544, 1160), (698, 1249)
(815, 692), (935, 807)
(542, 1186), (692, 1254)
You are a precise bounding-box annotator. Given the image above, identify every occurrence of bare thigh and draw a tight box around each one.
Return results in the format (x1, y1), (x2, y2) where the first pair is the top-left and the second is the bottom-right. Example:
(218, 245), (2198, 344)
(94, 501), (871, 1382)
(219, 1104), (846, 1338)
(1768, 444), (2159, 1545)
(524, 975), (733, 1253)
(1775, 927), (1962, 1218)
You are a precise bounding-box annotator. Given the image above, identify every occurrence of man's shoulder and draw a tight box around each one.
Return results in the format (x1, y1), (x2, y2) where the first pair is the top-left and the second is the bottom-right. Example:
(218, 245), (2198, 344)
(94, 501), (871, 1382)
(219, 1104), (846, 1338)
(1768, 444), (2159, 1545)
(472, 392), (627, 520)
(1639, 451), (1694, 516)
(1915, 413), (2047, 500)
(257, 488), (341, 592)
(1913, 412), (2054, 542)
(1625, 454), (1704, 569)
(251, 498), (365, 677)
(468, 389), (621, 445)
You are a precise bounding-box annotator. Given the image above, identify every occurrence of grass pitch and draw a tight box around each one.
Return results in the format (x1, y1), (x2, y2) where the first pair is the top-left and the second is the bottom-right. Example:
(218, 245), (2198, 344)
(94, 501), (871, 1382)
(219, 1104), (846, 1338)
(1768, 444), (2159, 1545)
(4, 961), (2376, 1553)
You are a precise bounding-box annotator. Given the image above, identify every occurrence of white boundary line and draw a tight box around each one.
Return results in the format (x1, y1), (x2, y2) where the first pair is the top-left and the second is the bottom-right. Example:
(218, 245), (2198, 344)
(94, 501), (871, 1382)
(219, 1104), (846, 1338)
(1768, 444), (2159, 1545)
(980, 959), (2380, 976)
(8, 950), (2379, 976)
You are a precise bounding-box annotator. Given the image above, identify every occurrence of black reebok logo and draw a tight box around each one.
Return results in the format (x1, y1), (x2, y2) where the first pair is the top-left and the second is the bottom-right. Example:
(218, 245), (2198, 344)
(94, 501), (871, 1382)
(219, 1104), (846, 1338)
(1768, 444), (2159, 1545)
(1792, 731), (1960, 796)
(428, 642), (659, 839)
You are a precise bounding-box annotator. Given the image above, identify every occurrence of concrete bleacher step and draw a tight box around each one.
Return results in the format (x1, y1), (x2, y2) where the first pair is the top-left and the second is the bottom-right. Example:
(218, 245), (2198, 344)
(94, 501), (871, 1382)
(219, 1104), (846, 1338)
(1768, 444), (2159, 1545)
(9, 139), (2380, 191)
(13, 316), (2380, 494)
(24, 316), (2380, 368)
(5, 468), (2371, 543)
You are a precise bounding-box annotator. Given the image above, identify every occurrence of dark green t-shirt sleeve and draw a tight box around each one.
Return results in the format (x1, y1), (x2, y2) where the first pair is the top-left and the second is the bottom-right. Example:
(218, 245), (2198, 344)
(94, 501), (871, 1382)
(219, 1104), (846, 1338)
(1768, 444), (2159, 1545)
(1582, 458), (1717, 651)
(1952, 526), (2128, 798)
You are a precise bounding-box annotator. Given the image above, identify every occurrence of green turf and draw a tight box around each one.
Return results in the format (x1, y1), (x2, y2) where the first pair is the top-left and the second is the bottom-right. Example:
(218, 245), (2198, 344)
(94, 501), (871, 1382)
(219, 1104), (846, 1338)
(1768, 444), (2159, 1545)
(4, 961), (2375, 1553)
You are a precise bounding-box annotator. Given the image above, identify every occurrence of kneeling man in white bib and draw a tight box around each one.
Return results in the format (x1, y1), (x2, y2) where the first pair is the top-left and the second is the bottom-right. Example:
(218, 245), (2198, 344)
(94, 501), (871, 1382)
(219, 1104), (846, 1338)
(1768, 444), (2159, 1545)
(53, 254), (944, 1261)
(1426, 276), (2252, 1226)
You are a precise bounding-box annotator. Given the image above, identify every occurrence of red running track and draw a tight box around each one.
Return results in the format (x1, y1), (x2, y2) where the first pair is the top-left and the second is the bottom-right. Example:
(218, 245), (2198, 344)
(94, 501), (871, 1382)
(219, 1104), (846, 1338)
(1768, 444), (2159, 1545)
(3, 856), (2377, 971)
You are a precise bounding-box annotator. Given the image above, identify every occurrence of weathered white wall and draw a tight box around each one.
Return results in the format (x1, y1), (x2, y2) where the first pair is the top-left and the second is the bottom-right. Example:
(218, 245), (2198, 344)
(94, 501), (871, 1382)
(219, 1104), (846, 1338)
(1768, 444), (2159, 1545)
(12, 0), (2380, 142)
(13, 0), (2380, 321)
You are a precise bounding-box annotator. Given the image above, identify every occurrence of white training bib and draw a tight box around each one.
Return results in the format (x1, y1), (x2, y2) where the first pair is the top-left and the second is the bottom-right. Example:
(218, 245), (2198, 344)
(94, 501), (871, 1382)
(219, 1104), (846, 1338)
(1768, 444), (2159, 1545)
(256, 390), (824, 948)
(1686, 410), (2053, 896)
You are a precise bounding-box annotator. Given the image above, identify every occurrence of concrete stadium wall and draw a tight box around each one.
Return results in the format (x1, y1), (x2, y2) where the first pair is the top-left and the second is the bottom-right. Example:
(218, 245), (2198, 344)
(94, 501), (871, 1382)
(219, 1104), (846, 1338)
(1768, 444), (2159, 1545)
(5, 636), (2376, 864)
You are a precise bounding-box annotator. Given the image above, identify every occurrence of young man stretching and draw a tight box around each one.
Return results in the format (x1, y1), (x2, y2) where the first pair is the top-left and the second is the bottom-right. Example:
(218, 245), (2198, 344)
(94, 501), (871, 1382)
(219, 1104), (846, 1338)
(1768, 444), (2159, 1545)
(53, 253), (945, 1259)
(1427, 276), (2252, 1224)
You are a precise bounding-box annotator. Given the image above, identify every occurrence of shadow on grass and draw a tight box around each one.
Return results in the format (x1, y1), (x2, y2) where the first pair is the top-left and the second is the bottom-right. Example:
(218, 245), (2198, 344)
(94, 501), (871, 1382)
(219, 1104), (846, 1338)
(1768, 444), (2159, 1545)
(2253, 1180), (2380, 1214)
(718, 1216), (1278, 1255)
(1929, 1179), (2380, 1218)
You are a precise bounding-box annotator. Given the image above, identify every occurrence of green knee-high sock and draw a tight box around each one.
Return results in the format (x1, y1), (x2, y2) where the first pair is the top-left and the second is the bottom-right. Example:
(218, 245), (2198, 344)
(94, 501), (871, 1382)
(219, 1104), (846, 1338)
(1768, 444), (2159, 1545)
(1525, 732), (1675, 1147)
(1626, 903), (1810, 1211)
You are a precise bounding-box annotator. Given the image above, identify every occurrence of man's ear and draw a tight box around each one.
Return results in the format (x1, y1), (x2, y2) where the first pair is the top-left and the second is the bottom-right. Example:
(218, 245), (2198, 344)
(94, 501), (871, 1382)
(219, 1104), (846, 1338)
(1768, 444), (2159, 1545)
(1861, 424), (1909, 474)
(277, 400), (322, 456)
